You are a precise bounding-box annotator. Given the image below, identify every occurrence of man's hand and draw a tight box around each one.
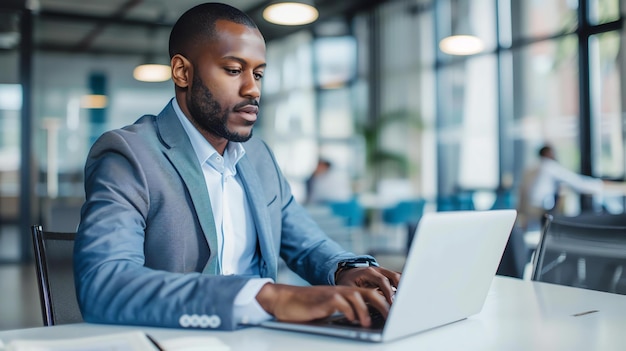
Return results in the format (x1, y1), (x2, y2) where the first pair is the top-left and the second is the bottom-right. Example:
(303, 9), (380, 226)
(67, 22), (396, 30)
(335, 266), (401, 304)
(255, 284), (389, 327)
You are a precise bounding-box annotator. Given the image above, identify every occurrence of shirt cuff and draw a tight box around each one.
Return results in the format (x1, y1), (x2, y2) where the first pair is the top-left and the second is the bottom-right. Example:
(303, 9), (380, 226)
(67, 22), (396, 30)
(233, 278), (274, 325)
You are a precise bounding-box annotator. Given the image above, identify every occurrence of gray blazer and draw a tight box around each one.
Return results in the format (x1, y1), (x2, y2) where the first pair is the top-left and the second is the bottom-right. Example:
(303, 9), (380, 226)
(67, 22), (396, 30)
(74, 101), (365, 330)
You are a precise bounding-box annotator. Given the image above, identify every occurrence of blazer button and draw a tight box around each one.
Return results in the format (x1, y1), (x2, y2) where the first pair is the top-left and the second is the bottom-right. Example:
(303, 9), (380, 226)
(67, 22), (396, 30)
(208, 315), (221, 328)
(190, 314), (200, 327)
(199, 315), (211, 328)
(179, 314), (191, 328)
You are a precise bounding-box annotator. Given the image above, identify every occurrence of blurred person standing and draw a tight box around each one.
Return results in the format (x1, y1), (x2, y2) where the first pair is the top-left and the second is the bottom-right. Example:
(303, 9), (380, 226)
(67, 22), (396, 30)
(517, 144), (604, 229)
(306, 158), (353, 205)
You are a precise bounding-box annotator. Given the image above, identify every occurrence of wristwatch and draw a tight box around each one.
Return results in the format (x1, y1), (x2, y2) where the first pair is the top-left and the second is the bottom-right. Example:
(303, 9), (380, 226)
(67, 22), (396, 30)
(337, 257), (380, 269)
(335, 257), (379, 282)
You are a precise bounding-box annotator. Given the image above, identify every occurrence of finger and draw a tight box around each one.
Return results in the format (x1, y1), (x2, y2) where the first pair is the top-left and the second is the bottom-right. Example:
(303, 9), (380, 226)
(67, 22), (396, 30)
(337, 267), (402, 304)
(363, 289), (390, 319)
(381, 268), (402, 288)
(342, 289), (371, 327)
(329, 292), (359, 323)
(342, 268), (395, 304)
(361, 269), (396, 304)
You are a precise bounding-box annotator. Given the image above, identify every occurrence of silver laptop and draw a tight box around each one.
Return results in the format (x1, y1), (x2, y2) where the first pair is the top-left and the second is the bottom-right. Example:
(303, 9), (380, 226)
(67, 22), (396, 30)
(261, 209), (517, 342)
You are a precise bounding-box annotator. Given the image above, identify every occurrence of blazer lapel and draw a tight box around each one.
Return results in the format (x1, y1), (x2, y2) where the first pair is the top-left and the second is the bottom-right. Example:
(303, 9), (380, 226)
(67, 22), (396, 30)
(155, 103), (221, 275)
(237, 156), (278, 280)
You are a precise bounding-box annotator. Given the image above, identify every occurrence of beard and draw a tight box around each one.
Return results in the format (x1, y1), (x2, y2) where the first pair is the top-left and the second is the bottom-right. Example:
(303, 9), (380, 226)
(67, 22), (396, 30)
(186, 72), (254, 143)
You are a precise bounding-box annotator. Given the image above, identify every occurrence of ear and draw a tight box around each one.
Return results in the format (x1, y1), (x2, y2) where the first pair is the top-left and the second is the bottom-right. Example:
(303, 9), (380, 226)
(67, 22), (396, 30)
(171, 54), (191, 88)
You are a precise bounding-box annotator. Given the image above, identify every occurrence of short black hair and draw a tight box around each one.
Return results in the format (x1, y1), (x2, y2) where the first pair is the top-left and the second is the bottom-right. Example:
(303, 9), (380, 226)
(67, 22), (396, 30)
(539, 145), (553, 157)
(168, 2), (258, 59)
(318, 159), (332, 168)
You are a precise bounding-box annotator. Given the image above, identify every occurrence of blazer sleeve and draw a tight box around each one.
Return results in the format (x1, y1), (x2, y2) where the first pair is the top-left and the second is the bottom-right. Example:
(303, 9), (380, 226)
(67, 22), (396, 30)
(74, 129), (250, 330)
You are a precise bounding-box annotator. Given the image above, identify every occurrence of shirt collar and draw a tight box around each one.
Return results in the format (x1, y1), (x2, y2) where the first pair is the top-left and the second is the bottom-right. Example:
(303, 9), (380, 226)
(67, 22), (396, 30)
(172, 98), (246, 173)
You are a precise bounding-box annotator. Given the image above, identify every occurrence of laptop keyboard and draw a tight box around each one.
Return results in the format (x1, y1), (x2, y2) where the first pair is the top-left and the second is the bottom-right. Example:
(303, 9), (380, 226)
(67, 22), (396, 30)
(330, 305), (386, 329)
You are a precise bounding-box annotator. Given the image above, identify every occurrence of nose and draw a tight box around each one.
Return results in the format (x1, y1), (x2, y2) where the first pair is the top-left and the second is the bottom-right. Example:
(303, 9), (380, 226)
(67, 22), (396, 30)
(240, 70), (261, 99)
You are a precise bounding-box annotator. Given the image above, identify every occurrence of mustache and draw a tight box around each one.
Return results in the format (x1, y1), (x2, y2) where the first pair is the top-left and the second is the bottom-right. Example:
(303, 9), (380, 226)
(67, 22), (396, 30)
(234, 99), (259, 110)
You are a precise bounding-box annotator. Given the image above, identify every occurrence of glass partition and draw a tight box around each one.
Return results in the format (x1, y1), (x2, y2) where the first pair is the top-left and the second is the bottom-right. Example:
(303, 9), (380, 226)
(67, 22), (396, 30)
(512, 0), (577, 41)
(589, 31), (623, 178)
(437, 55), (499, 194)
(0, 9), (22, 262)
(514, 35), (580, 169)
(588, 0), (620, 24)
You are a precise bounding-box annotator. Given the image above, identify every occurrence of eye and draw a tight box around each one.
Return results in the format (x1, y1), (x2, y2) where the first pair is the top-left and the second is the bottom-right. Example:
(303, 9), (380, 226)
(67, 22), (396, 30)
(254, 72), (264, 80)
(225, 68), (242, 75)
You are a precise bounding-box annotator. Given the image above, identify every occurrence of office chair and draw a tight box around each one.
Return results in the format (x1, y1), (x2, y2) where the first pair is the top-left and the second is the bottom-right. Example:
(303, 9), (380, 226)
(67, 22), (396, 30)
(382, 199), (426, 252)
(531, 214), (626, 295)
(327, 197), (366, 227)
(31, 225), (83, 326)
(382, 199), (426, 225)
(436, 191), (475, 212)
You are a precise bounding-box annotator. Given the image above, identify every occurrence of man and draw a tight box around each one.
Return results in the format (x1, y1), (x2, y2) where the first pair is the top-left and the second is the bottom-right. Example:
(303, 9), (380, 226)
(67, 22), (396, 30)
(306, 158), (353, 204)
(517, 144), (604, 230)
(74, 2), (399, 331)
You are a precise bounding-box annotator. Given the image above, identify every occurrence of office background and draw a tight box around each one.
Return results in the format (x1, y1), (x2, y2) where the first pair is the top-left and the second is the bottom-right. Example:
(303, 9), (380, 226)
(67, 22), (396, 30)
(0, 0), (625, 330)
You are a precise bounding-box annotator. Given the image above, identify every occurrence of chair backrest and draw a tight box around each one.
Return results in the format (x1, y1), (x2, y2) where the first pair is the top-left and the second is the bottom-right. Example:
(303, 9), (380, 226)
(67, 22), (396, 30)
(437, 191), (475, 212)
(31, 225), (83, 326)
(327, 197), (365, 227)
(382, 199), (426, 225)
(531, 214), (626, 295)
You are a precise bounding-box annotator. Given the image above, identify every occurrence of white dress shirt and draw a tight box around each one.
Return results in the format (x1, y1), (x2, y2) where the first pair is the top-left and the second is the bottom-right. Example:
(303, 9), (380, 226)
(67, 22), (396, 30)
(173, 99), (272, 325)
(529, 157), (603, 210)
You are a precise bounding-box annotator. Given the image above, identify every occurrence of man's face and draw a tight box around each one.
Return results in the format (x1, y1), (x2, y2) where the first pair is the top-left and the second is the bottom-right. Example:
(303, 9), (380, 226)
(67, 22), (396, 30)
(186, 20), (266, 143)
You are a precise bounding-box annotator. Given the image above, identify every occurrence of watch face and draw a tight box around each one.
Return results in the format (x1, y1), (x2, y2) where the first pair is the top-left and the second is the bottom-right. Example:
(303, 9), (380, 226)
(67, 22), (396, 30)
(340, 258), (378, 268)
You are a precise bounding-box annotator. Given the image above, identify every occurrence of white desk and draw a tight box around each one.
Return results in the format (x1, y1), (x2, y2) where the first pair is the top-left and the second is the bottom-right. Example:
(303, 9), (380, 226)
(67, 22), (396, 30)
(1, 277), (625, 351)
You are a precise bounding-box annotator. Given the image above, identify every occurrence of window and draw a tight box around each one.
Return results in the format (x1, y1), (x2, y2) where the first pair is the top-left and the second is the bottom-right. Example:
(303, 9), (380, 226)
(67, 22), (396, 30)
(589, 31), (623, 178)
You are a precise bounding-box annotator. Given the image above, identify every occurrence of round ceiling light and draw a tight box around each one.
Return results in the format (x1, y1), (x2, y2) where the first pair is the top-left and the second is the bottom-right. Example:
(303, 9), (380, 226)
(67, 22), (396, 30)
(439, 35), (484, 56)
(263, 2), (319, 26)
(133, 64), (171, 82)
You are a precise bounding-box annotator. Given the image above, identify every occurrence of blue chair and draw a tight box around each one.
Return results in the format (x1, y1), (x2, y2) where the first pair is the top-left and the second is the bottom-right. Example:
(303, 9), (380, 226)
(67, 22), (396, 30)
(327, 198), (365, 227)
(490, 188), (517, 210)
(382, 199), (426, 225)
(437, 192), (475, 211)
(380, 199), (426, 253)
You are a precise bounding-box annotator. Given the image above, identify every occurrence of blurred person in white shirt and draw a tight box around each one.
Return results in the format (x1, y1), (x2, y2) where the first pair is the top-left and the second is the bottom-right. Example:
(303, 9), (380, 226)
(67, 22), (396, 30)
(518, 144), (604, 230)
(306, 158), (353, 205)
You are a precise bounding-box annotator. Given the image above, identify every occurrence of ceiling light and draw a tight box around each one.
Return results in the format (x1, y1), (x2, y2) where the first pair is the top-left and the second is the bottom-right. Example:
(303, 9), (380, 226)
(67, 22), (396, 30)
(439, 35), (484, 56)
(80, 94), (108, 109)
(133, 64), (171, 82)
(263, 2), (319, 26)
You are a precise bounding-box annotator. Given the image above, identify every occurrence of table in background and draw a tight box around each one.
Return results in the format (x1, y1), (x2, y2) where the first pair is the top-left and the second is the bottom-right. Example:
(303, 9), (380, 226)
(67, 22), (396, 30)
(1, 277), (625, 351)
